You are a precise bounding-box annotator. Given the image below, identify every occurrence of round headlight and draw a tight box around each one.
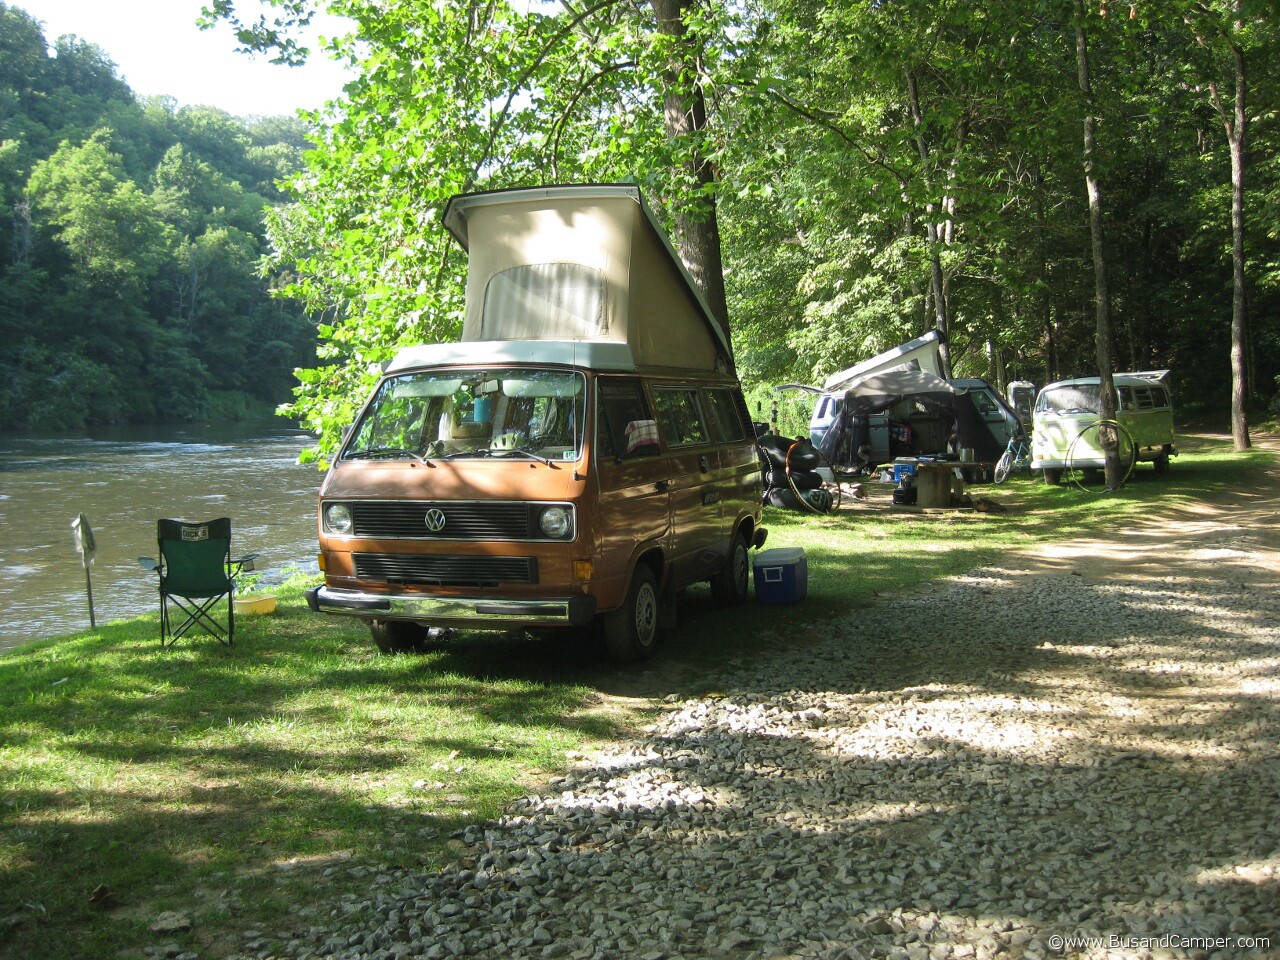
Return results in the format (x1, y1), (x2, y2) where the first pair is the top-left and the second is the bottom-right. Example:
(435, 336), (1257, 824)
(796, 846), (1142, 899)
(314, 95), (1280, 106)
(539, 506), (572, 539)
(325, 503), (353, 535)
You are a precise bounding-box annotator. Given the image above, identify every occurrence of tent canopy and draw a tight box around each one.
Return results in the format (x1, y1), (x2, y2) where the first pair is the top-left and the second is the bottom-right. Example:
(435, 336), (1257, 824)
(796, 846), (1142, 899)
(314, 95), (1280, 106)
(842, 368), (967, 402)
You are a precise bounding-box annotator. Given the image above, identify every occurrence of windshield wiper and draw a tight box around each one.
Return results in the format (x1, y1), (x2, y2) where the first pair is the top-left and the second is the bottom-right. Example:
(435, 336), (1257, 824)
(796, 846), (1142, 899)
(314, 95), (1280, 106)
(346, 446), (429, 463)
(491, 448), (557, 466)
(440, 447), (557, 466)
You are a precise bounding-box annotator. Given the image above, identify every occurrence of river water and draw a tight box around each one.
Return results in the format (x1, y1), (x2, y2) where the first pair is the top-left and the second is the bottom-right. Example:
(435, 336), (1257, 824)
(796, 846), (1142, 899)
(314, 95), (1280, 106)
(0, 421), (322, 653)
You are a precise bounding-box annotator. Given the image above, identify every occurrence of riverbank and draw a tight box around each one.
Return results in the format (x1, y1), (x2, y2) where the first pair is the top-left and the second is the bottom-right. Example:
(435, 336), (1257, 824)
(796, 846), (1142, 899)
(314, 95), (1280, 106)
(1, 430), (1275, 960)
(0, 422), (319, 652)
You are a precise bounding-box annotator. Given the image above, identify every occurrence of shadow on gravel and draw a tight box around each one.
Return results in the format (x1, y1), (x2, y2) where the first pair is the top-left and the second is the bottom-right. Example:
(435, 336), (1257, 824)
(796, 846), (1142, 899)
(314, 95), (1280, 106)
(416, 553), (1280, 956)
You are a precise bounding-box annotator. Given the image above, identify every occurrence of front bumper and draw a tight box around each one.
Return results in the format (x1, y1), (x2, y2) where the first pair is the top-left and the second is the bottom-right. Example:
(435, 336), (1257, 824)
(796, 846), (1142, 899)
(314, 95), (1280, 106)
(306, 586), (597, 628)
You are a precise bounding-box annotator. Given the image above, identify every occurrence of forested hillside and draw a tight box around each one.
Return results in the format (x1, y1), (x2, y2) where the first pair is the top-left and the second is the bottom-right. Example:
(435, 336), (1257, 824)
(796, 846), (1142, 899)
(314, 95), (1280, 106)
(0, 3), (315, 431)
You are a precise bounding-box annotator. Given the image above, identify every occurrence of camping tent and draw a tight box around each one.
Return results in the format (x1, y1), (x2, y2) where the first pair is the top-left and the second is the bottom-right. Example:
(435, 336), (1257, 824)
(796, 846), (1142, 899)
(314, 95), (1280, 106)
(812, 369), (1010, 474)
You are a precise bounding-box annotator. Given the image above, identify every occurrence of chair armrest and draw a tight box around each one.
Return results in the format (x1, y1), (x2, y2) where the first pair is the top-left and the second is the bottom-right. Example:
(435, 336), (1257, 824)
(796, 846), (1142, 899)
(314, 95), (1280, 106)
(232, 553), (260, 573)
(138, 556), (161, 573)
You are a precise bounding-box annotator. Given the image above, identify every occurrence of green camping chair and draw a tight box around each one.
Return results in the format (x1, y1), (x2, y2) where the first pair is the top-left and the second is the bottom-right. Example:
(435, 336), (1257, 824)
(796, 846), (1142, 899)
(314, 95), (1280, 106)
(139, 518), (258, 647)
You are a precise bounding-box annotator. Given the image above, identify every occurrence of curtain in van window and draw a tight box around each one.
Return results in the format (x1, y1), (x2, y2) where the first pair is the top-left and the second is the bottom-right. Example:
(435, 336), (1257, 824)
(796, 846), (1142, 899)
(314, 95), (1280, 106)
(483, 263), (607, 339)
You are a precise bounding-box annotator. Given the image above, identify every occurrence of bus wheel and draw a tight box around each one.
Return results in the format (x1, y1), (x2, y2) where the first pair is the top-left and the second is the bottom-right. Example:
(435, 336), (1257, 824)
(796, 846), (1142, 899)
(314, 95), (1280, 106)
(602, 565), (660, 664)
(370, 620), (426, 654)
(710, 534), (750, 606)
(1042, 468), (1062, 485)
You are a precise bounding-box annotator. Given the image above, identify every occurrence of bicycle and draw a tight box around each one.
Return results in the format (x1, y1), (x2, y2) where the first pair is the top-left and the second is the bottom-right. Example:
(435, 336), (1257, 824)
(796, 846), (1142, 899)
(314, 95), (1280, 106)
(993, 431), (1032, 484)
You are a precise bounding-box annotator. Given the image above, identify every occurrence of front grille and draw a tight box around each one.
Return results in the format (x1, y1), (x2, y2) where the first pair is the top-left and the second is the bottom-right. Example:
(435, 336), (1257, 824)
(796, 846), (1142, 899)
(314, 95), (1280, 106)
(352, 501), (532, 540)
(354, 553), (538, 586)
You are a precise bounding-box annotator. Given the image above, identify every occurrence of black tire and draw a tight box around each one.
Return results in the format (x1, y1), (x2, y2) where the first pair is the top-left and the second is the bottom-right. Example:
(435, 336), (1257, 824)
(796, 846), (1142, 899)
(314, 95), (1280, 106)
(993, 449), (1014, 484)
(602, 565), (661, 664)
(1042, 467), (1062, 485)
(1153, 449), (1170, 474)
(370, 619), (427, 654)
(788, 469), (823, 491)
(710, 534), (750, 606)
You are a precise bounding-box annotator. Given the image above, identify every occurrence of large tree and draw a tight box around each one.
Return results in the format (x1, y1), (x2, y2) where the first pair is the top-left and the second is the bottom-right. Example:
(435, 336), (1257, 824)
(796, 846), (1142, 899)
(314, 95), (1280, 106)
(205, 0), (749, 458)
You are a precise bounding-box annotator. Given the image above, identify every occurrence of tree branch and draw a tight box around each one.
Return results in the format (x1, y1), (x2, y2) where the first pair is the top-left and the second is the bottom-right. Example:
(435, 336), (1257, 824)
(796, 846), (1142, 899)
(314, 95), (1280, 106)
(549, 61), (638, 178)
(757, 86), (910, 187)
(469, 0), (629, 186)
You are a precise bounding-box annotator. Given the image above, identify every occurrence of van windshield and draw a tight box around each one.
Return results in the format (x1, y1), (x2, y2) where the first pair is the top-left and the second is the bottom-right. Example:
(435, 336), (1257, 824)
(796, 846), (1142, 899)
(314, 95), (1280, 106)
(1036, 385), (1101, 416)
(343, 368), (586, 462)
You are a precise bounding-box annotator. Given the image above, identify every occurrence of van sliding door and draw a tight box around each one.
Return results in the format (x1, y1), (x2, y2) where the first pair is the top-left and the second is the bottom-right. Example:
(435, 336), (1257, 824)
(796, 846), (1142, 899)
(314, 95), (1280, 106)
(594, 379), (672, 596)
(650, 385), (721, 587)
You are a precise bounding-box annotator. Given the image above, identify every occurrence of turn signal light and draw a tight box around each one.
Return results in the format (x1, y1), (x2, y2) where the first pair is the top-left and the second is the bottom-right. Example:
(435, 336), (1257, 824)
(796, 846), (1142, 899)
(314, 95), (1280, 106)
(573, 560), (593, 581)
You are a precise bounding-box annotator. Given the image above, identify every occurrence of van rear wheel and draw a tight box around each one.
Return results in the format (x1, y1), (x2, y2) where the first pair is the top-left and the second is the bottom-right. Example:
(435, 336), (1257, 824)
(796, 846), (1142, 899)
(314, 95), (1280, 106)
(602, 565), (660, 664)
(370, 619), (426, 654)
(710, 534), (750, 606)
(1042, 468), (1062, 485)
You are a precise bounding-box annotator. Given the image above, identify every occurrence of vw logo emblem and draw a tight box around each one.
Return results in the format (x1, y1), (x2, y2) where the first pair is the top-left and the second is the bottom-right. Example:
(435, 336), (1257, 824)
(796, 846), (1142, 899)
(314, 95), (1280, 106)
(423, 508), (447, 533)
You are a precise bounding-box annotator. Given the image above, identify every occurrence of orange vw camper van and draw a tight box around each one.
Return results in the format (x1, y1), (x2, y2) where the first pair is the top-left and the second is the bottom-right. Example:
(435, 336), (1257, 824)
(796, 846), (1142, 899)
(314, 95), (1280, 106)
(306, 186), (766, 662)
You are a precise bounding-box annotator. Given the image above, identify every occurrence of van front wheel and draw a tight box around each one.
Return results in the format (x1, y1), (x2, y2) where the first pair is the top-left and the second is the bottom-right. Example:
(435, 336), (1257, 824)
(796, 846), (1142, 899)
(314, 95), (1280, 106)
(370, 619), (426, 654)
(602, 566), (660, 664)
(710, 534), (750, 606)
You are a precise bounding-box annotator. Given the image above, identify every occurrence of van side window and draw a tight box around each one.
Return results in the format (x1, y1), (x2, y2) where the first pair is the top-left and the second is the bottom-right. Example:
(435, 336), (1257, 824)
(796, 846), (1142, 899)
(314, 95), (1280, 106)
(653, 387), (709, 446)
(1133, 387), (1156, 410)
(705, 388), (745, 442)
(598, 379), (659, 459)
(971, 391), (998, 415)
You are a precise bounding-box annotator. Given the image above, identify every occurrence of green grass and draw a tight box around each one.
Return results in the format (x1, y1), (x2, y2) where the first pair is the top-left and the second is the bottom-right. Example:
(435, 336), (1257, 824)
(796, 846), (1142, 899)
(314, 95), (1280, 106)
(0, 431), (1273, 959)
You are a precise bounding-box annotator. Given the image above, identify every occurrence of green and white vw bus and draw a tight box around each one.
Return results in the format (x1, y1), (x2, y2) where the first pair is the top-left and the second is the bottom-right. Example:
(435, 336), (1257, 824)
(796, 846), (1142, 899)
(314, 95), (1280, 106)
(1030, 371), (1175, 484)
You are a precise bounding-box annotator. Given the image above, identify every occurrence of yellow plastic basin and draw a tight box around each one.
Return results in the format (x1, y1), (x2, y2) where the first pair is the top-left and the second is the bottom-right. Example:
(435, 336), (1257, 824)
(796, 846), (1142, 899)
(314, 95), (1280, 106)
(234, 594), (278, 616)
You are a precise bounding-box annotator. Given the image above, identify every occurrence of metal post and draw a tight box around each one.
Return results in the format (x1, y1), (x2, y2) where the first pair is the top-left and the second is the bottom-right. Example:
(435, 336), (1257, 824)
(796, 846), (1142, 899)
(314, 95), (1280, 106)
(71, 514), (97, 629)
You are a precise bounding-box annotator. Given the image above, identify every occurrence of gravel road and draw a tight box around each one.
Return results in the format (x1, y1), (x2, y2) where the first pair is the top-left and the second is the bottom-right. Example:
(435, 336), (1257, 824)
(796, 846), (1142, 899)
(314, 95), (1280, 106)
(229, 453), (1280, 960)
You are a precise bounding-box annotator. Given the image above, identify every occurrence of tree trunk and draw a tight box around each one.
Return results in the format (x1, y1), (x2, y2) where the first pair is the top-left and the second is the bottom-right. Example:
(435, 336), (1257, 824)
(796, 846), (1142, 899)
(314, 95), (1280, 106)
(1226, 36), (1251, 450)
(1075, 3), (1122, 489)
(649, 0), (730, 345)
(904, 68), (953, 378)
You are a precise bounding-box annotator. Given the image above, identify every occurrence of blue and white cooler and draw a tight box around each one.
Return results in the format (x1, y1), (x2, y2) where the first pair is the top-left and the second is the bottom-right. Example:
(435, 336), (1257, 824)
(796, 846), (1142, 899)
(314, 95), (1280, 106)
(752, 547), (809, 604)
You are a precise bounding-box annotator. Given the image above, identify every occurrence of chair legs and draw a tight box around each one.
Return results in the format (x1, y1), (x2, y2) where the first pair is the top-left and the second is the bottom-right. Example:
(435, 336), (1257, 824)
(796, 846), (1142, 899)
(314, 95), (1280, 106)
(159, 592), (234, 647)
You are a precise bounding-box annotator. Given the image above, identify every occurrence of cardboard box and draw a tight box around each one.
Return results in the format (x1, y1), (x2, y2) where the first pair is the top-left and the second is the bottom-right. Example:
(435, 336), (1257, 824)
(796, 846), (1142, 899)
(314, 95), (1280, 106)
(753, 547), (808, 604)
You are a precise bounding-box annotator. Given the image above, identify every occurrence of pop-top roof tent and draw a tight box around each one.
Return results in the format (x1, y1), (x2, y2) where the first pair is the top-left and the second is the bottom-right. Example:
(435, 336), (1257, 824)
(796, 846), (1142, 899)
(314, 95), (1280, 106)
(440, 185), (734, 373)
(776, 330), (951, 397)
(822, 330), (948, 393)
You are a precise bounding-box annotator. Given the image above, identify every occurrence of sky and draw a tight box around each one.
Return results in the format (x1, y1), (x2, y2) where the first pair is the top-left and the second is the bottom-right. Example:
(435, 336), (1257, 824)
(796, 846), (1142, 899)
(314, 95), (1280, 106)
(20, 0), (355, 117)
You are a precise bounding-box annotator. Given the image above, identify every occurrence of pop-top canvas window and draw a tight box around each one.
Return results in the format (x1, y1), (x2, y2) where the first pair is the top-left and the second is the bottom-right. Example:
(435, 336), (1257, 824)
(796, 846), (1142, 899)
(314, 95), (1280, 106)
(483, 263), (607, 338)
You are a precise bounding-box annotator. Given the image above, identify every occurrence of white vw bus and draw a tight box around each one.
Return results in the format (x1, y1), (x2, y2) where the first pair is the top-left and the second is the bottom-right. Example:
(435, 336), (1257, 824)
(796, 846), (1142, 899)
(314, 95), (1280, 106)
(1030, 371), (1176, 484)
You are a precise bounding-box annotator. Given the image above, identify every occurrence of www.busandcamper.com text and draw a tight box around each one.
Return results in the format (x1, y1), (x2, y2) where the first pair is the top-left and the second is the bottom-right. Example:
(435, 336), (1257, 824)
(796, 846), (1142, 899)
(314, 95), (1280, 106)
(1047, 934), (1269, 953)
